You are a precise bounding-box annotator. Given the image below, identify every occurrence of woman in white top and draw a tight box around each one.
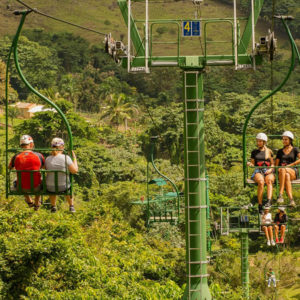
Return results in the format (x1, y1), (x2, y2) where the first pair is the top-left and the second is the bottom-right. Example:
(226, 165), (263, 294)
(261, 207), (275, 246)
(45, 138), (78, 213)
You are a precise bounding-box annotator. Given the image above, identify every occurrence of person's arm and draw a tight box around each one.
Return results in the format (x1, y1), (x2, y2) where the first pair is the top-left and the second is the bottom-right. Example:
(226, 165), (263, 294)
(248, 150), (256, 167)
(266, 156), (274, 174)
(8, 154), (17, 170)
(275, 149), (281, 167)
(68, 151), (78, 174)
(247, 158), (255, 167)
(288, 149), (300, 167)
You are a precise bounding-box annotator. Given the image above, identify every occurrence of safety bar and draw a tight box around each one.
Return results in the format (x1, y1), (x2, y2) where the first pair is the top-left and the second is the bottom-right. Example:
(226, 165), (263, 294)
(9, 169), (71, 195)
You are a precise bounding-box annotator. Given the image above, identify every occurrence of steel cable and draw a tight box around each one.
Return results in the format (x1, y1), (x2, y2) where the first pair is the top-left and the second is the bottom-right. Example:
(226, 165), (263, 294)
(15, 0), (107, 36)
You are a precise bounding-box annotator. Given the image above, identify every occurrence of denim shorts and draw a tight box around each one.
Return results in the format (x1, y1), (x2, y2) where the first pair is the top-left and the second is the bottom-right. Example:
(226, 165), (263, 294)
(251, 168), (268, 180)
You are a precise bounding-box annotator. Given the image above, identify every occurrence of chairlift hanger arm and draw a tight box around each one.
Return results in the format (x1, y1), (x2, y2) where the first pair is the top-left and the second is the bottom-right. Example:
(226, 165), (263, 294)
(9, 11), (73, 151)
(150, 139), (180, 219)
(118, 0), (145, 57)
(242, 17), (297, 186)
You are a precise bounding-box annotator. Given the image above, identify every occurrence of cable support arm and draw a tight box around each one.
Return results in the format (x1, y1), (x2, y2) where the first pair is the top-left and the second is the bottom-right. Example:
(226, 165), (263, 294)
(150, 138), (180, 221)
(11, 11), (73, 151)
(242, 17), (297, 186)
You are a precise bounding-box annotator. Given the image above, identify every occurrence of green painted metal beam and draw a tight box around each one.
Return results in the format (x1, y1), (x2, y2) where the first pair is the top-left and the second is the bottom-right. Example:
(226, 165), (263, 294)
(238, 0), (264, 55)
(182, 71), (211, 300)
(241, 231), (249, 300)
(121, 54), (262, 69)
(117, 0), (145, 57)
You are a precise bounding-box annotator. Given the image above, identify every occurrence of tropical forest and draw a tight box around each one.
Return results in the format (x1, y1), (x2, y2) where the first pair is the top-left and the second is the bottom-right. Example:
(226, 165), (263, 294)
(0, 0), (299, 299)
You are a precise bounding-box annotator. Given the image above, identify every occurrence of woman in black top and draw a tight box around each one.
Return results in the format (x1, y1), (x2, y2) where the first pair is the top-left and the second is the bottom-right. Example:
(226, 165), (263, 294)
(275, 131), (300, 207)
(274, 207), (287, 244)
(248, 133), (275, 212)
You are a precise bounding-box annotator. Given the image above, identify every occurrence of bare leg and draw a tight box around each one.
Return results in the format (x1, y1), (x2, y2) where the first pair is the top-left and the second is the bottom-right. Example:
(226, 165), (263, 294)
(254, 173), (264, 205)
(24, 195), (33, 204)
(265, 174), (275, 200)
(34, 195), (41, 206)
(268, 226), (274, 241)
(263, 226), (269, 240)
(280, 225), (286, 241)
(274, 225), (279, 240)
(285, 168), (296, 200)
(50, 195), (57, 207)
(65, 195), (74, 206)
(278, 168), (286, 195)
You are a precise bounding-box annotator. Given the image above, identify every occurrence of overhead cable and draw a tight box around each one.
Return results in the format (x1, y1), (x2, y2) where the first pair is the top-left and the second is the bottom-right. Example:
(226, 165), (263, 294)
(15, 0), (107, 36)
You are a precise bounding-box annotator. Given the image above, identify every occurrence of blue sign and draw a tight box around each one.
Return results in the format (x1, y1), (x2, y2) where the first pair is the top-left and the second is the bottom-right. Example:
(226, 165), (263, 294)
(192, 21), (201, 36)
(182, 21), (201, 37)
(183, 21), (192, 36)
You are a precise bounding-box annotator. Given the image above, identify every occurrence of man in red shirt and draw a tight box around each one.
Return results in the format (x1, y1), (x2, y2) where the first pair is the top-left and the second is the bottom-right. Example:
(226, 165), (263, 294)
(9, 135), (45, 210)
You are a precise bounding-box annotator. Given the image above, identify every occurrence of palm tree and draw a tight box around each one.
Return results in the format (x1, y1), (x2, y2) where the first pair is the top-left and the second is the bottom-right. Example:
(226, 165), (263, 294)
(101, 93), (138, 131)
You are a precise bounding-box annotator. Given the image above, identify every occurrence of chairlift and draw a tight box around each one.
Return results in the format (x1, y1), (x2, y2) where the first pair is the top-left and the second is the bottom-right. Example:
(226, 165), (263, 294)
(132, 137), (181, 227)
(5, 10), (74, 198)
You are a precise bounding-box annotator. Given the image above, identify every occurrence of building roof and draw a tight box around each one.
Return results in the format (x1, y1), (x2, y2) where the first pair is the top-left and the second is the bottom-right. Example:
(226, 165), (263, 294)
(13, 102), (37, 109)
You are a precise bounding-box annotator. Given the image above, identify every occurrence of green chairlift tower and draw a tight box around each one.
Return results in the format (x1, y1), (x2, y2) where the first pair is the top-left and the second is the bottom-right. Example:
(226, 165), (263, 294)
(115, 1), (272, 299)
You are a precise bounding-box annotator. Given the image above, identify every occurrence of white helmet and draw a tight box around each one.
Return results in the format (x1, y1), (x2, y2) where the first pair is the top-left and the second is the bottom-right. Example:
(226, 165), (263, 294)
(278, 206), (285, 212)
(20, 135), (33, 145)
(51, 137), (65, 147)
(256, 133), (268, 142)
(282, 131), (294, 140)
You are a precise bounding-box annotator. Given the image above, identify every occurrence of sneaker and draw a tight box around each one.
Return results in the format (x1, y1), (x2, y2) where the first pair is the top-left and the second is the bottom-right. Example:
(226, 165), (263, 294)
(271, 240), (276, 246)
(69, 206), (76, 213)
(277, 194), (284, 204)
(289, 199), (296, 207)
(51, 206), (57, 213)
(267, 240), (271, 246)
(275, 238), (279, 243)
(26, 201), (34, 208)
(280, 237), (284, 244)
(34, 204), (40, 211)
(265, 199), (272, 207)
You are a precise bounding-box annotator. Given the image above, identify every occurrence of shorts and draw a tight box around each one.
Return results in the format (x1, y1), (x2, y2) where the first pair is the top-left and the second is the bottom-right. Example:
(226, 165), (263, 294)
(276, 224), (286, 230)
(19, 186), (41, 194)
(12, 180), (41, 193)
(251, 168), (268, 180)
(46, 186), (71, 194)
(261, 224), (272, 230)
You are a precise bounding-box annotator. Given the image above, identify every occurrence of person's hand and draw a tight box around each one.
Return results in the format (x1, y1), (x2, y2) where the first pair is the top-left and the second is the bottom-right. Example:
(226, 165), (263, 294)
(247, 162), (252, 167)
(265, 168), (273, 175)
(72, 150), (76, 160)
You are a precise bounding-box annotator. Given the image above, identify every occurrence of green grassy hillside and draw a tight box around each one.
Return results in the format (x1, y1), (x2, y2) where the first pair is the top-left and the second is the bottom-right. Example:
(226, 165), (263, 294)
(1, 0), (286, 56)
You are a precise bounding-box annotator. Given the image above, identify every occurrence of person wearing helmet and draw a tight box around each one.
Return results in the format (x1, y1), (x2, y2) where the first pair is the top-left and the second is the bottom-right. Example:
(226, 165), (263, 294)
(275, 131), (300, 207)
(45, 138), (78, 213)
(248, 133), (275, 212)
(261, 206), (275, 246)
(8, 135), (45, 210)
(274, 207), (287, 244)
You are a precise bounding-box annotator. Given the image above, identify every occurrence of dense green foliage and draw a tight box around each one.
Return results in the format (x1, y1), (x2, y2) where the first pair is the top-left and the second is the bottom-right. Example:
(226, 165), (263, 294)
(0, 1), (299, 298)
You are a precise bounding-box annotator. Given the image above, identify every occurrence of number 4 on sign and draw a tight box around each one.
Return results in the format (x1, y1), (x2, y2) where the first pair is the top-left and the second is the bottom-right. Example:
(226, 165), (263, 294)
(185, 22), (190, 32)
(183, 21), (192, 36)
